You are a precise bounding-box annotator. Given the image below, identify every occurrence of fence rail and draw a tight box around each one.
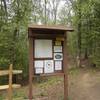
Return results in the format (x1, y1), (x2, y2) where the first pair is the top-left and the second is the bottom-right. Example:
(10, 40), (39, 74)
(0, 64), (22, 100)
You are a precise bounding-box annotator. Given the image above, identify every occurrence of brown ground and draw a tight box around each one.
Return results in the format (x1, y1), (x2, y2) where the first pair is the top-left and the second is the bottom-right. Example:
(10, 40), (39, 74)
(0, 68), (100, 100)
(69, 68), (100, 100)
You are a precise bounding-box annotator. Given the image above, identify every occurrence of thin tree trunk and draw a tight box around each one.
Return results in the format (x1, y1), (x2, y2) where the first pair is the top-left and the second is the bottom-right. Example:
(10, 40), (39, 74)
(77, 0), (82, 67)
(3, 0), (8, 21)
(44, 0), (47, 24)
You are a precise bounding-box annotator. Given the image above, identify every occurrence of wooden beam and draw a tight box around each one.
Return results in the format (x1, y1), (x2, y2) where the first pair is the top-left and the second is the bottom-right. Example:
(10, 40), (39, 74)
(13, 70), (22, 74)
(0, 70), (22, 76)
(29, 36), (34, 100)
(0, 84), (21, 90)
(28, 24), (74, 31)
(34, 73), (64, 77)
(63, 32), (68, 100)
(29, 33), (64, 39)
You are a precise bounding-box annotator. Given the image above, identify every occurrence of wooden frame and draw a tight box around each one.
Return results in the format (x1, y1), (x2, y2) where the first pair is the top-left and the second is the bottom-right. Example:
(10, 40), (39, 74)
(28, 25), (74, 100)
(63, 32), (68, 100)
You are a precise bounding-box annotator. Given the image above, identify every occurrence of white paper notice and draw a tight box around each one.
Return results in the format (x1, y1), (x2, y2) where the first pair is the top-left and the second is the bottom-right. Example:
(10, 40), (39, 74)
(35, 39), (52, 58)
(54, 46), (62, 52)
(35, 60), (44, 68)
(44, 60), (54, 73)
(35, 68), (43, 74)
(55, 61), (62, 70)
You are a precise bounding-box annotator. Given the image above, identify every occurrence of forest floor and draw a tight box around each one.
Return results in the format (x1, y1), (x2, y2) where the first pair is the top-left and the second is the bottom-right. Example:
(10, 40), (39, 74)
(0, 67), (100, 100)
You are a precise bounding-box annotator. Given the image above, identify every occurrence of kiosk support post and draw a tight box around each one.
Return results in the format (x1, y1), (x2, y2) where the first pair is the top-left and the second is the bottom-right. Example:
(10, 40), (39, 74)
(29, 36), (34, 100)
(63, 32), (68, 100)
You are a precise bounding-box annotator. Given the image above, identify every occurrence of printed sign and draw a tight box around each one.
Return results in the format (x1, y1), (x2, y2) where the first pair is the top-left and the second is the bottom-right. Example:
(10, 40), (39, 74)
(54, 53), (63, 60)
(54, 46), (62, 52)
(56, 37), (64, 41)
(35, 60), (44, 68)
(55, 41), (62, 46)
(55, 61), (62, 70)
(35, 68), (43, 74)
(44, 60), (54, 73)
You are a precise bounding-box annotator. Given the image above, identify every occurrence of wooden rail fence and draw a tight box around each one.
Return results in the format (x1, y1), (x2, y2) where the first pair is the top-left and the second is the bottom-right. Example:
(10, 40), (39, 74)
(0, 64), (22, 100)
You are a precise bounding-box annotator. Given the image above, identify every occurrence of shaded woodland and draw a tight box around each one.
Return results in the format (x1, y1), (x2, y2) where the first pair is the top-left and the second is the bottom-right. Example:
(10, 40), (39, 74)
(0, 0), (100, 77)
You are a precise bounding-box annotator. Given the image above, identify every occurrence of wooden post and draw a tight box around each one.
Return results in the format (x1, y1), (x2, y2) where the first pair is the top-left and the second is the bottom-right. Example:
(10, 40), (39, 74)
(63, 32), (68, 100)
(8, 64), (13, 100)
(29, 36), (34, 100)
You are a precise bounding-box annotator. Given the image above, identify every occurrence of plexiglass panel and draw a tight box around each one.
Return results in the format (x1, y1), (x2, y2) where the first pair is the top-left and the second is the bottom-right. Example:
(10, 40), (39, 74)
(35, 40), (52, 58)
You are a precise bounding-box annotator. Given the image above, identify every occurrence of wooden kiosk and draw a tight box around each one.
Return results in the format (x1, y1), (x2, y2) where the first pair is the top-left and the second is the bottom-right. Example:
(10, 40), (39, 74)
(28, 25), (74, 100)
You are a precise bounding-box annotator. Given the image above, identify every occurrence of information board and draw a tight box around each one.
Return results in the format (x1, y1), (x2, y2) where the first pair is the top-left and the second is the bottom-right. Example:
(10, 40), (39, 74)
(34, 39), (63, 75)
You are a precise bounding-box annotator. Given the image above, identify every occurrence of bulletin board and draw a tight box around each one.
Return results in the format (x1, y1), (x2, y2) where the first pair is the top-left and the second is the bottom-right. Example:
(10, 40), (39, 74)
(28, 25), (74, 100)
(34, 39), (64, 75)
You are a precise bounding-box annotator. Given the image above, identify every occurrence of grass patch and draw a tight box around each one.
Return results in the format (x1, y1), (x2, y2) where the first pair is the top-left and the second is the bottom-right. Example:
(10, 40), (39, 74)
(37, 76), (63, 89)
(69, 67), (79, 76)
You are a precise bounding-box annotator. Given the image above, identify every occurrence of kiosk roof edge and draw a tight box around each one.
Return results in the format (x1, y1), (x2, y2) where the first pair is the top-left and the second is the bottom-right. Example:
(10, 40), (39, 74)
(28, 24), (74, 31)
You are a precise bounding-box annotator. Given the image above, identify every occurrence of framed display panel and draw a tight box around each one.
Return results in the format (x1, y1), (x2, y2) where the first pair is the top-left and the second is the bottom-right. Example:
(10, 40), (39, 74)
(34, 39), (63, 75)
(35, 39), (52, 58)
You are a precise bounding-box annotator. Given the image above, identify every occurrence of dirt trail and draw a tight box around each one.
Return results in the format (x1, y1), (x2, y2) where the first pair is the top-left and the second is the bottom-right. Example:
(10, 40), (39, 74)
(33, 68), (100, 100)
(69, 69), (100, 100)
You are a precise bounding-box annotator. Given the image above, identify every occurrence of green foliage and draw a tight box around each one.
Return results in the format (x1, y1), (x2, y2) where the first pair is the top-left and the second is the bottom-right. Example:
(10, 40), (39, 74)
(0, 0), (100, 81)
(0, 0), (31, 77)
(71, 0), (100, 67)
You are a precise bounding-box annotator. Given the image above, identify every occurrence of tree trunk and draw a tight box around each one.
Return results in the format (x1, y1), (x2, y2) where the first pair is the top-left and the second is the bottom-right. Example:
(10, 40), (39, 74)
(77, 0), (82, 67)
(44, 0), (47, 24)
